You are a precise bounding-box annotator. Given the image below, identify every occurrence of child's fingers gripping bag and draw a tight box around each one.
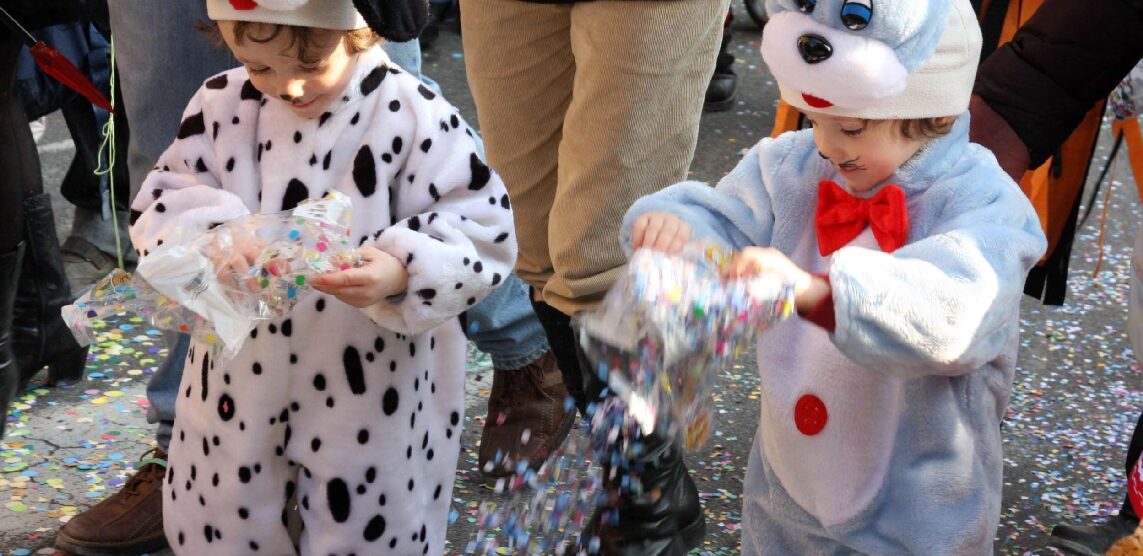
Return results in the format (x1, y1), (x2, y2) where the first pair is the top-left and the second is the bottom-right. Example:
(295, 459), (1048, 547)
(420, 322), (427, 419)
(575, 244), (797, 451)
(63, 192), (359, 357)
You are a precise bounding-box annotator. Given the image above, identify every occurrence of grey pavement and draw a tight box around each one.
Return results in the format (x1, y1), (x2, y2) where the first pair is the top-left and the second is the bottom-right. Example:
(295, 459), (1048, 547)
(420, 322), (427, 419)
(3, 8), (1143, 556)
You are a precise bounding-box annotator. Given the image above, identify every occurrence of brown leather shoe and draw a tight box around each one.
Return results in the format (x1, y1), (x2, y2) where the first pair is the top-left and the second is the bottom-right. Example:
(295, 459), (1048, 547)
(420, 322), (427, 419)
(479, 351), (577, 479)
(56, 448), (169, 556)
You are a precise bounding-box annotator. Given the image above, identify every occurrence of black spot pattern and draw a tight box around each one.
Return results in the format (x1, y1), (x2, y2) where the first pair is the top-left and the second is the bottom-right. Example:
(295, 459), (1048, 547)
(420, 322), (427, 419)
(364, 514), (387, 542)
(240, 80), (263, 101)
(281, 179), (309, 211)
(177, 112), (206, 139)
(361, 66), (386, 96)
(468, 153), (491, 191)
(344, 346), (366, 395)
(205, 74), (228, 89)
(200, 352), (210, 402)
(382, 387), (399, 415)
(327, 478), (352, 523)
(217, 393), (235, 421)
(353, 146), (377, 197)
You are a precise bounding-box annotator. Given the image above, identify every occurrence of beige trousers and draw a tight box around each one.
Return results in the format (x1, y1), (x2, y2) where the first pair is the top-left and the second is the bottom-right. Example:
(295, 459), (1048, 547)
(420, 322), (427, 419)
(461, 0), (729, 315)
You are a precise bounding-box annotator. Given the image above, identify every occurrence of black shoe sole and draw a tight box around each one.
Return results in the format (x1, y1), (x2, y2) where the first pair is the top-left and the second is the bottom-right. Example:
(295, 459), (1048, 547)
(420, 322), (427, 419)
(703, 95), (736, 113)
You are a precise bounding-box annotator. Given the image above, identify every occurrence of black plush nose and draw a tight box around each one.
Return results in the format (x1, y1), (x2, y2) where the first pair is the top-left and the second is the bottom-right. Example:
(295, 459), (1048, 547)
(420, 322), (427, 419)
(797, 34), (832, 64)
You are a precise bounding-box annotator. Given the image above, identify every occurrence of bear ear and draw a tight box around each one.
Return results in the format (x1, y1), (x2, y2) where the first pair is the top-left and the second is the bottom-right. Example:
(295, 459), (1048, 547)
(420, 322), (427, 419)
(248, 0), (307, 9)
(352, 0), (429, 43)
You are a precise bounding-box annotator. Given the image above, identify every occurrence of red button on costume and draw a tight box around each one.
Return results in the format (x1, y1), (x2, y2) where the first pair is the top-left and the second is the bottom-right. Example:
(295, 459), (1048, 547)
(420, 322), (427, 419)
(794, 394), (828, 436)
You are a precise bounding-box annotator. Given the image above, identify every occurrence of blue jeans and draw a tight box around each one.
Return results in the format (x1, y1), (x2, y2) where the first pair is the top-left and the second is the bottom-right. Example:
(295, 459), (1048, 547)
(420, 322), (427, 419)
(108, 0), (547, 451)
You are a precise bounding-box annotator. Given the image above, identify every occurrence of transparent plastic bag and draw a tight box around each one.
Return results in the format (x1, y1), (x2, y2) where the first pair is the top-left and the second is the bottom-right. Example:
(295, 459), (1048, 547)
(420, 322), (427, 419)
(63, 192), (358, 356)
(575, 245), (796, 450)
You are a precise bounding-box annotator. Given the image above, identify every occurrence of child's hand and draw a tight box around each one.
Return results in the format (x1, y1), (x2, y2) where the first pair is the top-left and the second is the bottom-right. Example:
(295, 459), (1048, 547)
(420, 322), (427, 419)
(205, 233), (267, 293)
(631, 212), (692, 254)
(724, 247), (830, 313)
(310, 246), (409, 308)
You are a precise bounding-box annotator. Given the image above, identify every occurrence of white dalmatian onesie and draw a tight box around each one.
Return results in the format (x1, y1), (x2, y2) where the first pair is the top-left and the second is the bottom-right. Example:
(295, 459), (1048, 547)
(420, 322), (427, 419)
(128, 45), (516, 555)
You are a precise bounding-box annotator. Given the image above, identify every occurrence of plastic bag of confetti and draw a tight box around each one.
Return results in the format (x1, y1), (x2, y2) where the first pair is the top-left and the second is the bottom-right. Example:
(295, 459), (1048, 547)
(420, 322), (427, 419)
(62, 268), (204, 345)
(63, 192), (359, 356)
(576, 245), (796, 451)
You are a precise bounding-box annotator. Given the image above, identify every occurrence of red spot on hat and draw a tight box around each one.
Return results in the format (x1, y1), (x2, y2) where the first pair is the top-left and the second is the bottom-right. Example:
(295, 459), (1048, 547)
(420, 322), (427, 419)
(230, 0), (258, 9)
(802, 93), (834, 109)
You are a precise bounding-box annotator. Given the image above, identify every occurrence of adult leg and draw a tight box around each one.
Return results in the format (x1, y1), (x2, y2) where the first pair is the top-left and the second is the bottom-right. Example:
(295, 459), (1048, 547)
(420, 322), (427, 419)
(0, 32), (31, 441)
(464, 0), (727, 553)
(704, 9), (737, 113)
(468, 273), (573, 478)
(555, 6), (727, 550)
(56, 2), (234, 553)
(4, 31), (90, 388)
(1048, 225), (1143, 555)
(391, 34), (573, 477)
(461, 0), (577, 393)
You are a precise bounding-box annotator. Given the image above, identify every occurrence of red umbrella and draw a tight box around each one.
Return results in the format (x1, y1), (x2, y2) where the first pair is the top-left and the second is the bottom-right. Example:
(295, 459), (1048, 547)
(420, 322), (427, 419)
(0, 5), (113, 113)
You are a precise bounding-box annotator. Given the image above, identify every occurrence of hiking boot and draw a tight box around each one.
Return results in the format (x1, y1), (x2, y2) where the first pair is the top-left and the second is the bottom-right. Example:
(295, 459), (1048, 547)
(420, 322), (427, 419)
(1050, 512), (1140, 555)
(56, 448), (169, 556)
(479, 351), (576, 479)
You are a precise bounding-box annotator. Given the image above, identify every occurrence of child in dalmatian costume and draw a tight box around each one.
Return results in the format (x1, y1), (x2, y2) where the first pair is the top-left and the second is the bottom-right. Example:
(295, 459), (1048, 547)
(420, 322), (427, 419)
(127, 1), (516, 554)
(622, 0), (1048, 553)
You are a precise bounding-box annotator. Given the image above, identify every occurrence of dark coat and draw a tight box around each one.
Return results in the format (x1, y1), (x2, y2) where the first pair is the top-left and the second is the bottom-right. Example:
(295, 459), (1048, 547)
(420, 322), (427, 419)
(974, 0), (1143, 166)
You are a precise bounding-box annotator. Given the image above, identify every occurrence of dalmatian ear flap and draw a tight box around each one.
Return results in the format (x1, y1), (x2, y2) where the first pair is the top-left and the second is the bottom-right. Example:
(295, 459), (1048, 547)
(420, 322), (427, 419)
(353, 0), (429, 43)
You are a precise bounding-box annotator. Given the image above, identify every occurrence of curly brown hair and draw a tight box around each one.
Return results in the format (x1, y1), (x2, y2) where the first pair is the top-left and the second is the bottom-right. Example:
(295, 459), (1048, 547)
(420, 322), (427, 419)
(897, 116), (957, 140)
(200, 20), (380, 64)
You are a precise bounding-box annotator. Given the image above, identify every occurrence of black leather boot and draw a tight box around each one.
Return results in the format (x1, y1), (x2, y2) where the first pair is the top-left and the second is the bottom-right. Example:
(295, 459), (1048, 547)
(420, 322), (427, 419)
(529, 297), (587, 416)
(703, 15), (737, 113)
(13, 194), (89, 385)
(530, 297), (705, 555)
(573, 333), (705, 556)
(1049, 512), (1139, 555)
(0, 243), (24, 440)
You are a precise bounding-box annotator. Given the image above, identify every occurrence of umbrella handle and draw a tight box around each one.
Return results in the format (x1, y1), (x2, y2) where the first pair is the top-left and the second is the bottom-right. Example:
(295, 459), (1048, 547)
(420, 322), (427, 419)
(0, 5), (38, 47)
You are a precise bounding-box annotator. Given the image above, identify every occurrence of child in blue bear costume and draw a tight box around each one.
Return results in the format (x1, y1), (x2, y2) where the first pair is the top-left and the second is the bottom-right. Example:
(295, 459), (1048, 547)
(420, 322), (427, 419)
(622, 0), (1048, 553)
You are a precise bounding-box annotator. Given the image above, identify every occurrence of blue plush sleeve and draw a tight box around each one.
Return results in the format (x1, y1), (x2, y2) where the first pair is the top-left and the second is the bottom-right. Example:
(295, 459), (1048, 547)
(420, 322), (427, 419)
(829, 157), (1048, 378)
(620, 145), (776, 256)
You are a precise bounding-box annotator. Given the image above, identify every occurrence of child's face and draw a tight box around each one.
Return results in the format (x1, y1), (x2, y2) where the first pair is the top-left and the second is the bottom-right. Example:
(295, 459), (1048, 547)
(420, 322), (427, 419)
(805, 113), (930, 192)
(218, 21), (358, 120)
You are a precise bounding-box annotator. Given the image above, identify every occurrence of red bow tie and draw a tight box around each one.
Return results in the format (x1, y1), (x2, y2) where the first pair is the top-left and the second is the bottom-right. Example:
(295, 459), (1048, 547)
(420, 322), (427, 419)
(815, 180), (908, 256)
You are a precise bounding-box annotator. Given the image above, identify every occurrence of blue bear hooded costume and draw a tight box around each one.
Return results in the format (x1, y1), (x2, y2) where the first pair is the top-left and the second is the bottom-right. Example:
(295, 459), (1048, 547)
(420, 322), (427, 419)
(621, 0), (1048, 553)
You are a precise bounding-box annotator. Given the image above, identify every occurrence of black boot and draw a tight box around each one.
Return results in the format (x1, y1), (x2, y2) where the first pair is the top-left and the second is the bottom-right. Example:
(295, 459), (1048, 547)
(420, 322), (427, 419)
(530, 297), (705, 555)
(704, 16), (737, 113)
(1050, 512), (1139, 555)
(573, 333), (705, 556)
(529, 297), (587, 417)
(420, 0), (454, 50)
(13, 194), (88, 385)
(0, 243), (24, 440)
